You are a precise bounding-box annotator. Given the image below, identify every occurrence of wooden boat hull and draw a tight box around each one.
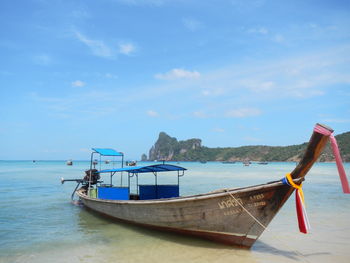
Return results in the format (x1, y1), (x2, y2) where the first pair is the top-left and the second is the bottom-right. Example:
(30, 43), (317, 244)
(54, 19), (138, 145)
(77, 180), (293, 248)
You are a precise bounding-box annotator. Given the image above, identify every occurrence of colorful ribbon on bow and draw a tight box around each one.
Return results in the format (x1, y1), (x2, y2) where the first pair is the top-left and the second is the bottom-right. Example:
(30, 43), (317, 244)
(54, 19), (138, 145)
(314, 124), (350, 194)
(283, 173), (311, 234)
(282, 124), (349, 234)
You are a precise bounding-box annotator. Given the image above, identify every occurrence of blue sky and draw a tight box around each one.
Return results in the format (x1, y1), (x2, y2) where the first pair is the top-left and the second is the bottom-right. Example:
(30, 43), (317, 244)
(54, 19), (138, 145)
(1, 0), (350, 160)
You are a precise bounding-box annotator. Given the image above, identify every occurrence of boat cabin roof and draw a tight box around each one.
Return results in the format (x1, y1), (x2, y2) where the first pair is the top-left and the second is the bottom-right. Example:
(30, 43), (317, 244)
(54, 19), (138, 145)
(97, 164), (186, 174)
(92, 148), (123, 156)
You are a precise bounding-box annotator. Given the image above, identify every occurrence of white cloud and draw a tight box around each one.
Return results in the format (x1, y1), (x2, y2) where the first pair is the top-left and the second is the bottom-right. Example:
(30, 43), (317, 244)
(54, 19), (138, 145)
(71, 80), (85, 87)
(74, 31), (114, 58)
(321, 119), (350, 123)
(290, 89), (325, 98)
(119, 43), (136, 55)
(231, 0), (265, 10)
(247, 27), (268, 35)
(33, 54), (52, 65)
(30, 91), (121, 120)
(212, 127), (225, 133)
(147, 110), (159, 117)
(201, 90), (210, 96)
(74, 31), (138, 58)
(30, 45), (350, 123)
(155, 68), (201, 80)
(182, 18), (202, 31)
(193, 111), (209, 118)
(105, 73), (118, 79)
(239, 80), (275, 92)
(201, 87), (225, 96)
(117, 0), (165, 6)
(273, 34), (285, 43)
(196, 45), (350, 101)
(70, 8), (90, 19)
(226, 108), (261, 118)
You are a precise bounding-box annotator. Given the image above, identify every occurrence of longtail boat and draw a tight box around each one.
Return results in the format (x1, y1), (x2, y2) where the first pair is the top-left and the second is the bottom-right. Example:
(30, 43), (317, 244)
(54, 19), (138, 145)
(61, 124), (349, 248)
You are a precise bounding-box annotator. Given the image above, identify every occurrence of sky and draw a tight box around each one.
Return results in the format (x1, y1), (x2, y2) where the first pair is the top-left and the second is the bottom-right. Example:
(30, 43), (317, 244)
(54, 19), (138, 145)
(1, 0), (350, 160)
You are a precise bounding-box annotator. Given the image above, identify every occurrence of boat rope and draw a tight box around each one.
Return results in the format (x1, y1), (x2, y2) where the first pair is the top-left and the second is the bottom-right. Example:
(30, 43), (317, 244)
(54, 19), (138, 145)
(225, 190), (268, 231)
(225, 189), (312, 263)
(284, 173), (304, 202)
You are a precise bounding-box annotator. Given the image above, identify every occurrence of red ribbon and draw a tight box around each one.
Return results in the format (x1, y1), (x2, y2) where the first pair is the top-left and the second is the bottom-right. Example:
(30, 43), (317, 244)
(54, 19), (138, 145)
(314, 124), (350, 194)
(295, 189), (310, 234)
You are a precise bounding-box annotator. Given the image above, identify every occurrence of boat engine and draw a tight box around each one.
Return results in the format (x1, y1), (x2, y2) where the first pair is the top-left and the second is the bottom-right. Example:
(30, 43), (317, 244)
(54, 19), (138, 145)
(61, 169), (101, 199)
(83, 169), (100, 185)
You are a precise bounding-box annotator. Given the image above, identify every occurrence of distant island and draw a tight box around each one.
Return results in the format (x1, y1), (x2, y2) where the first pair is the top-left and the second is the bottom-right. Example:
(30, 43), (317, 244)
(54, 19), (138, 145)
(143, 131), (350, 162)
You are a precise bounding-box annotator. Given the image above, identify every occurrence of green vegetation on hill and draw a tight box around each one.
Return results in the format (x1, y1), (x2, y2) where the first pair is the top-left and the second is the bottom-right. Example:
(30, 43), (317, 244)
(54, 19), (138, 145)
(146, 131), (350, 162)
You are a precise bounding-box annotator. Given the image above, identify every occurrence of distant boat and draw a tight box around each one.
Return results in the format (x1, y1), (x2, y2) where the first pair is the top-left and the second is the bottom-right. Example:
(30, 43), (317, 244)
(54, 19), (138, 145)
(105, 160), (110, 164)
(258, 162), (268, 165)
(126, 160), (137, 166)
(62, 124), (346, 248)
(200, 160), (207, 164)
(243, 160), (251, 166)
(222, 161), (236, 164)
(66, 160), (73, 166)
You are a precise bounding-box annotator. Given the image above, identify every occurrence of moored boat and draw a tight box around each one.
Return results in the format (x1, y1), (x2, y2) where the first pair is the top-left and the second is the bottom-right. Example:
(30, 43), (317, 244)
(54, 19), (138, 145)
(243, 160), (251, 166)
(126, 160), (137, 166)
(62, 124), (349, 248)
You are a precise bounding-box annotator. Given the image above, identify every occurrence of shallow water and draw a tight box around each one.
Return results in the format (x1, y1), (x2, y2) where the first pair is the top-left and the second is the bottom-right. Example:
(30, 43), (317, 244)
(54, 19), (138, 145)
(0, 161), (349, 263)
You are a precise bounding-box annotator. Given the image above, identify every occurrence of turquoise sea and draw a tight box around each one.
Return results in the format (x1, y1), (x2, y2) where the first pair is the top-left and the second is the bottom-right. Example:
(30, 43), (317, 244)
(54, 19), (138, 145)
(0, 161), (349, 263)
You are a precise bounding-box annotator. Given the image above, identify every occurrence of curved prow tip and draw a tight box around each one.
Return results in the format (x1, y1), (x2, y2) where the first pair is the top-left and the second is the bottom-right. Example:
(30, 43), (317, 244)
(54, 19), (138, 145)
(61, 177), (65, 184)
(291, 123), (334, 180)
(315, 123), (334, 133)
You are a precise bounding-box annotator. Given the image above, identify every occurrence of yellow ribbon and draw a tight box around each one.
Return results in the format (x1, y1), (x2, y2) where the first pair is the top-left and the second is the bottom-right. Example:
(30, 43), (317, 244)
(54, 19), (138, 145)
(285, 173), (305, 205)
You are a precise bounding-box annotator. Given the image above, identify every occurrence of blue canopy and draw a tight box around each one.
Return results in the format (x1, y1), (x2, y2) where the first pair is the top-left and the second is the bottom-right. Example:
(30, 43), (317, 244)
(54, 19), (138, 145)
(92, 148), (123, 156)
(98, 164), (186, 174)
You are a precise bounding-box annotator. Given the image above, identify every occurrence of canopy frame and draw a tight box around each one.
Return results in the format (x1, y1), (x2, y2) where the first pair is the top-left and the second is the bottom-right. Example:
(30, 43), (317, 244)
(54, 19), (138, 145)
(89, 148), (124, 188)
(98, 164), (186, 198)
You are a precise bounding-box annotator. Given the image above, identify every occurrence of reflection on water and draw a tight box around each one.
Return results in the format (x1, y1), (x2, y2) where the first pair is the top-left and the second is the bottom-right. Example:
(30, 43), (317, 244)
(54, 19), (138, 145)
(0, 161), (349, 263)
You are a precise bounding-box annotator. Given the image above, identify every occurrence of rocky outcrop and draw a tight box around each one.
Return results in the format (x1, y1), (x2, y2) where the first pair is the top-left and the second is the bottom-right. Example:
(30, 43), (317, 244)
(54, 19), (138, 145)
(148, 132), (202, 161)
(141, 153), (147, 161)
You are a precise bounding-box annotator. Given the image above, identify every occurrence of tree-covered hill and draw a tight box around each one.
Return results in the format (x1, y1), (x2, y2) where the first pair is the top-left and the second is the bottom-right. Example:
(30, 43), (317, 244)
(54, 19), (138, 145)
(145, 131), (350, 162)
